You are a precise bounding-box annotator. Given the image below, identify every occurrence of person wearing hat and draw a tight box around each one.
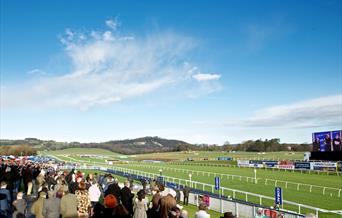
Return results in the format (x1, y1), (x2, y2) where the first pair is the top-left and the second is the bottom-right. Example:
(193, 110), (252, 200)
(103, 194), (118, 217)
(30, 192), (46, 218)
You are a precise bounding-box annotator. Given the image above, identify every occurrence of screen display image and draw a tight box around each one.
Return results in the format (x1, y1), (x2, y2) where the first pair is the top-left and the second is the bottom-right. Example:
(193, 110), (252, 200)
(312, 130), (342, 152)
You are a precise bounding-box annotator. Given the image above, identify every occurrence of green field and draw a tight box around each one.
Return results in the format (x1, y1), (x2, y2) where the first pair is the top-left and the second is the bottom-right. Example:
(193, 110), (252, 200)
(41, 149), (342, 217)
(41, 148), (305, 161)
(130, 150), (305, 161)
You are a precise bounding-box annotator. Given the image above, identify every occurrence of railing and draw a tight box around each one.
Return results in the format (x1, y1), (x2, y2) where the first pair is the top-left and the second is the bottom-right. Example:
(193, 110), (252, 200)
(125, 163), (342, 197)
(58, 164), (305, 218)
(54, 155), (342, 217)
(168, 161), (342, 176)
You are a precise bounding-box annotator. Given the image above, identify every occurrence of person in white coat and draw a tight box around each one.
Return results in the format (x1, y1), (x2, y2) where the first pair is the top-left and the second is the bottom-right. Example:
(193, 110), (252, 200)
(88, 180), (101, 211)
(133, 189), (148, 218)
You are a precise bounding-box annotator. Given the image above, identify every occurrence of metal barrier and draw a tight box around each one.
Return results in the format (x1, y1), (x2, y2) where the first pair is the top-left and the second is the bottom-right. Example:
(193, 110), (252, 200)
(55, 156), (341, 217)
(58, 164), (304, 218)
(126, 163), (342, 197)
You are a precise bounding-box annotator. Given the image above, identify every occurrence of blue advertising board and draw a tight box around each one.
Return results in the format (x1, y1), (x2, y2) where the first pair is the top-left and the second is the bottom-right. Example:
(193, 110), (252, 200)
(294, 162), (311, 170)
(263, 161), (279, 168)
(250, 160), (263, 164)
(166, 182), (179, 190)
(217, 157), (233, 161)
(215, 177), (220, 190)
(275, 187), (282, 205)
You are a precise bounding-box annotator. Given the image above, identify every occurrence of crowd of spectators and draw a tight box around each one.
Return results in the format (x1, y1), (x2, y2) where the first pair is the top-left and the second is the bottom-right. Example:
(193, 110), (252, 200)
(0, 158), (319, 218)
(0, 159), (215, 218)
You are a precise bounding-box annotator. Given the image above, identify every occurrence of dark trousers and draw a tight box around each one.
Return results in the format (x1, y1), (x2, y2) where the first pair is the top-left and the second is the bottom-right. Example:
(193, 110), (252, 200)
(183, 196), (189, 205)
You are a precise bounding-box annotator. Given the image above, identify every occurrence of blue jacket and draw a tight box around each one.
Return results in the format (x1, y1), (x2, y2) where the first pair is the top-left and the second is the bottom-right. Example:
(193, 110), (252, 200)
(0, 188), (11, 212)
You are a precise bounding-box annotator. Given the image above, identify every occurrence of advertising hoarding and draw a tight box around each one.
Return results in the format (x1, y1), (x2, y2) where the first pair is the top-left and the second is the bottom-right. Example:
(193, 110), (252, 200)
(294, 162), (311, 169)
(310, 162), (337, 171)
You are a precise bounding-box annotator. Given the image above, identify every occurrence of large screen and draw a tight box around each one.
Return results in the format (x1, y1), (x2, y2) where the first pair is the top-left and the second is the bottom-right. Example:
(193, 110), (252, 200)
(312, 130), (342, 152)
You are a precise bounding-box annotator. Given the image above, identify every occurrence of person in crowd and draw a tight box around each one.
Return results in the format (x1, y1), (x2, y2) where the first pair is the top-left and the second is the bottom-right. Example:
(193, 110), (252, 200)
(159, 194), (177, 218)
(113, 204), (131, 218)
(91, 202), (104, 218)
(333, 134), (341, 151)
(105, 178), (121, 202)
(103, 194), (118, 217)
(180, 210), (189, 218)
(169, 206), (182, 218)
(42, 191), (60, 218)
(146, 189), (161, 218)
(133, 189), (148, 218)
(30, 191), (46, 218)
(195, 202), (210, 218)
(12, 192), (26, 218)
(220, 211), (235, 218)
(0, 181), (11, 218)
(103, 175), (114, 194)
(127, 176), (134, 190)
(22, 164), (33, 196)
(89, 180), (101, 214)
(75, 181), (91, 217)
(32, 165), (41, 197)
(120, 180), (134, 216)
(45, 172), (57, 191)
(140, 179), (147, 192)
(60, 187), (78, 218)
(182, 185), (190, 206)
(255, 208), (266, 218)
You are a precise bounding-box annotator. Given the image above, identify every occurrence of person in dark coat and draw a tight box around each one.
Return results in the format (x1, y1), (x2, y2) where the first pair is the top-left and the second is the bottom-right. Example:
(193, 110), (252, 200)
(105, 179), (121, 202)
(182, 186), (190, 206)
(0, 181), (11, 218)
(324, 134), (332, 151)
(333, 134), (341, 151)
(113, 204), (131, 218)
(120, 181), (134, 215)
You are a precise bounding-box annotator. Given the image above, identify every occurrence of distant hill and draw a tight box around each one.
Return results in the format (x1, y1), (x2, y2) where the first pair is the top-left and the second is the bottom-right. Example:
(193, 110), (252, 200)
(0, 137), (196, 154)
(0, 137), (310, 155)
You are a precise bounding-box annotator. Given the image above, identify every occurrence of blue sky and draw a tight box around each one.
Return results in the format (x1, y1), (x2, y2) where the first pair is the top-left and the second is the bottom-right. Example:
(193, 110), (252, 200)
(1, 0), (341, 144)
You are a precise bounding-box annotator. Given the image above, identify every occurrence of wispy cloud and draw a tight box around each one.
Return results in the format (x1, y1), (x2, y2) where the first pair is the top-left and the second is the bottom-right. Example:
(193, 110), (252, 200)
(1, 20), (221, 110)
(105, 18), (120, 31)
(192, 73), (221, 82)
(226, 95), (342, 129)
(27, 69), (47, 76)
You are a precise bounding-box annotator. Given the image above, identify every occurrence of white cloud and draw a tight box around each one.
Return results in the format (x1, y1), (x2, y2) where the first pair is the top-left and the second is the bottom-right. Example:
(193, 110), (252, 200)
(27, 69), (47, 76)
(105, 19), (119, 31)
(192, 73), (221, 81)
(1, 21), (221, 110)
(226, 95), (342, 129)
